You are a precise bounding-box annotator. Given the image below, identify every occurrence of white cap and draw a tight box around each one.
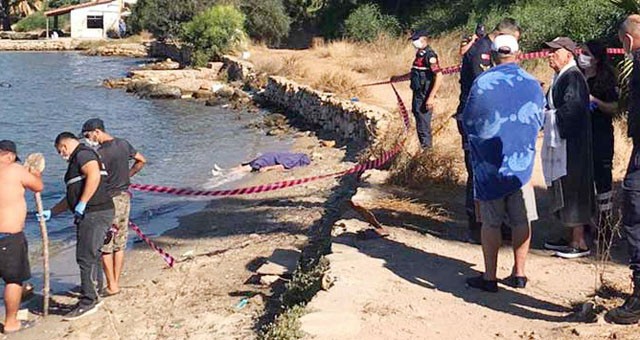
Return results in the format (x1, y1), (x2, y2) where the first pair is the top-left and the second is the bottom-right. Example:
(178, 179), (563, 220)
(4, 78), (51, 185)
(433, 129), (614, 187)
(491, 34), (519, 54)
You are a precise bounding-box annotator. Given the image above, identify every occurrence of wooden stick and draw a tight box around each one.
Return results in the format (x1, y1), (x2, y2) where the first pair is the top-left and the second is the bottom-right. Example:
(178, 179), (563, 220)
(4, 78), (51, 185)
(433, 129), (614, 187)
(24, 153), (48, 317)
(34, 192), (49, 317)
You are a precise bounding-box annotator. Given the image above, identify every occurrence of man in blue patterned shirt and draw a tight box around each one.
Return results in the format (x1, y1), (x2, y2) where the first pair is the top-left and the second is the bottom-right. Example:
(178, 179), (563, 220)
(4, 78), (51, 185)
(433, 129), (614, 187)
(462, 35), (544, 292)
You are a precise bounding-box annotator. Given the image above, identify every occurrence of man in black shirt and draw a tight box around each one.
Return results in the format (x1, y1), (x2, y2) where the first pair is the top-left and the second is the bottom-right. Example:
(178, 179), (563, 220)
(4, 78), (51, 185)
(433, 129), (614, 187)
(607, 14), (640, 325)
(393, 29), (442, 149)
(47, 132), (114, 320)
(81, 118), (146, 297)
(456, 18), (522, 243)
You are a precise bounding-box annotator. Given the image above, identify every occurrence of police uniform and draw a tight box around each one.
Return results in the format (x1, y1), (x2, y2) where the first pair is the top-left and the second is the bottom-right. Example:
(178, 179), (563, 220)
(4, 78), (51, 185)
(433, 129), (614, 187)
(410, 46), (440, 149)
(64, 144), (114, 308)
(455, 35), (493, 236)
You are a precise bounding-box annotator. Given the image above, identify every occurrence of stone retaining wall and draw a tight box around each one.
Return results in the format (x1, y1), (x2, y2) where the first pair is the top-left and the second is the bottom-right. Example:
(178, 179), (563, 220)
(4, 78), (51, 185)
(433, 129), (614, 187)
(221, 55), (420, 159)
(149, 41), (192, 66)
(0, 38), (79, 51)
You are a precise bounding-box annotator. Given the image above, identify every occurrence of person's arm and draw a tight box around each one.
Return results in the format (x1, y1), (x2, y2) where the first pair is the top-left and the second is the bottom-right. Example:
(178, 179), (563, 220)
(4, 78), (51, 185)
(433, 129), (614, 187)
(471, 45), (491, 79)
(129, 152), (146, 178)
(459, 35), (477, 56)
(51, 198), (68, 215)
(426, 72), (442, 111)
(591, 95), (619, 116)
(79, 160), (101, 204)
(259, 164), (286, 173)
(21, 167), (43, 193)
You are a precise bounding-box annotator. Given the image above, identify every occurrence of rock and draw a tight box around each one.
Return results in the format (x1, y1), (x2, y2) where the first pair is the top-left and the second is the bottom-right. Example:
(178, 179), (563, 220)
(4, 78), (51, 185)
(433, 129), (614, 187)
(205, 97), (228, 107)
(255, 249), (300, 276)
(9, 32), (39, 40)
(138, 83), (182, 99)
(320, 140), (336, 148)
(103, 78), (130, 89)
(193, 89), (214, 100)
(267, 128), (287, 136)
(215, 85), (235, 98)
(263, 113), (287, 128)
(259, 275), (281, 286)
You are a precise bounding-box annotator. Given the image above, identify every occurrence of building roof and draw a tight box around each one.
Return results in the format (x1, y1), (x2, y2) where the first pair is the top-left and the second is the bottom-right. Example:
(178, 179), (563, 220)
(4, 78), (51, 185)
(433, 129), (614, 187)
(45, 0), (115, 17)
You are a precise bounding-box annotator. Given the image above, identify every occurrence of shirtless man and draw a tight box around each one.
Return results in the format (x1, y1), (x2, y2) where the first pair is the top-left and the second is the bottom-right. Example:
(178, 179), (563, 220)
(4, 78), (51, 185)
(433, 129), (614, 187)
(0, 140), (43, 334)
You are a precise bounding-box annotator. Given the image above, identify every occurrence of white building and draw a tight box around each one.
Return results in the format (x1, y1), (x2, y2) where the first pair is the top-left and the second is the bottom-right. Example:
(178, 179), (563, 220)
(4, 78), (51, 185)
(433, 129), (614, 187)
(45, 0), (134, 39)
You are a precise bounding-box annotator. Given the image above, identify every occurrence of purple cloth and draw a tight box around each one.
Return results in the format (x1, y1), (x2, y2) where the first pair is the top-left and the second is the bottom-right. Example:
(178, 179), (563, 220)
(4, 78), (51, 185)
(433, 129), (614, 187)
(244, 152), (311, 171)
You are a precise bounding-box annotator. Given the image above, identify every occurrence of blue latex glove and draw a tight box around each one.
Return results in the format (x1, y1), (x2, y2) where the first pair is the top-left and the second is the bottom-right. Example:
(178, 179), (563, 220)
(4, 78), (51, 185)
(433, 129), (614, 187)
(37, 210), (51, 222)
(589, 101), (598, 112)
(73, 202), (87, 225)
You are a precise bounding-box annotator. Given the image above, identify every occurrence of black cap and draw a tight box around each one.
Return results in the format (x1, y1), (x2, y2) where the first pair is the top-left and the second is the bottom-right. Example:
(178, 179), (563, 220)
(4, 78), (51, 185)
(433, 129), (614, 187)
(545, 37), (578, 54)
(0, 140), (20, 162)
(409, 29), (429, 41)
(81, 118), (105, 134)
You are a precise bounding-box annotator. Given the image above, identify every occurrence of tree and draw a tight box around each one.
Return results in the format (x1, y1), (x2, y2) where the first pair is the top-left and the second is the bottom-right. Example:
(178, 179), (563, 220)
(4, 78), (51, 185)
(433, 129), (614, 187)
(241, 0), (291, 46)
(128, 0), (216, 39)
(610, 0), (640, 13)
(181, 5), (246, 66)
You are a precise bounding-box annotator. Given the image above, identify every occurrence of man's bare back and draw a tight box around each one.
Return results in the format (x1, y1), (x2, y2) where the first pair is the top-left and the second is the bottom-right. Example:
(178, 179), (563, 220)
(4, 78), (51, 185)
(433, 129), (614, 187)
(0, 163), (42, 233)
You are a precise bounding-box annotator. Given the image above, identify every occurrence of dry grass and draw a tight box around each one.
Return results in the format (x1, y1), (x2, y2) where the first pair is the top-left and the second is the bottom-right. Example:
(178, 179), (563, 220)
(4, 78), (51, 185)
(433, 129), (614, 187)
(312, 70), (368, 98)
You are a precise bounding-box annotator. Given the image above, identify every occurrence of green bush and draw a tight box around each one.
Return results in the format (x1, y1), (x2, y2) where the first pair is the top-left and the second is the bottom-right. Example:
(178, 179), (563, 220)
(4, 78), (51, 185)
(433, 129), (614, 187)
(181, 5), (245, 66)
(14, 11), (46, 32)
(128, 0), (216, 39)
(344, 4), (400, 42)
(241, 0), (291, 46)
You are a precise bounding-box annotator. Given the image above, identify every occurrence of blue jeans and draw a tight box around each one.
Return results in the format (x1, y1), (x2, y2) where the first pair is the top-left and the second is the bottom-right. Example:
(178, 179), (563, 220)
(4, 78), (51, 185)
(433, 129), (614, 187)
(623, 143), (640, 279)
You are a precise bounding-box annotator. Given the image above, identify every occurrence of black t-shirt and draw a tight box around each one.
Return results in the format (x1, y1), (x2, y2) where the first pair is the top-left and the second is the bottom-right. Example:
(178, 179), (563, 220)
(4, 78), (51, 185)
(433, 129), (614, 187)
(460, 35), (493, 97)
(410, 46), (439, 95)
(97, 138), (137, 196)
(588, 73), (618, 129)
(64, 144), (114, 212)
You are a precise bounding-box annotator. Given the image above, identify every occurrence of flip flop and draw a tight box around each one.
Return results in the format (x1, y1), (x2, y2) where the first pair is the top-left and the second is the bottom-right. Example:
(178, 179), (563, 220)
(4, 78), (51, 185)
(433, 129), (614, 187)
(3, 320), (36, 334)
(356, 228), (390, 241)
(102, 289), (121, 297)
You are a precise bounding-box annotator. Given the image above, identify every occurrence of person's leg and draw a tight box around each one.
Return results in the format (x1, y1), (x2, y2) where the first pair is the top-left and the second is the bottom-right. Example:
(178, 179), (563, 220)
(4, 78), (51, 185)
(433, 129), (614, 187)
(113, 250), (125, 290)
(412, 93), (428, 148)
(457, 119), (480, 242)
(511, 224), (531, 277)
(422, 108), (433, 149)
(570, 226), (588, 250)
(110, 192), (130, 293)
(481, 224), (502, 281)
(76, 217), (100, 307)
(101, 252), (116, 293)
(607, 144), (640, 324)
(3, 283), (22, 332)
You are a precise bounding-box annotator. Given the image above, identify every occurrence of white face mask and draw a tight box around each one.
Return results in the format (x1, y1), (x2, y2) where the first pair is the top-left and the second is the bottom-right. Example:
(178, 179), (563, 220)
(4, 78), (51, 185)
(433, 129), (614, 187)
(62, 155), (70, 162)
(412, 39), (424, 49)
(577, 54), (594, 69)
(84, 138), (99, 148)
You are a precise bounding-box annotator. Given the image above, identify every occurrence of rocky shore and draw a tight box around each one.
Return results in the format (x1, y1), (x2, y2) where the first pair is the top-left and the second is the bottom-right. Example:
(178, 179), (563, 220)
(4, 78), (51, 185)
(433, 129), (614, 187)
(0, 36), (148, 57)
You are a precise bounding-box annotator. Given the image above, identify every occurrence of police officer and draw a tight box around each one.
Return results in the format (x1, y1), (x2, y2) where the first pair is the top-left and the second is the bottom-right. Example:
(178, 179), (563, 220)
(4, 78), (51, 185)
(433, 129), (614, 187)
(393, 29), (442, 149)
(456, 18), (521, 243)
(45, 132), (114, 321)
(606, 14), (640, 325)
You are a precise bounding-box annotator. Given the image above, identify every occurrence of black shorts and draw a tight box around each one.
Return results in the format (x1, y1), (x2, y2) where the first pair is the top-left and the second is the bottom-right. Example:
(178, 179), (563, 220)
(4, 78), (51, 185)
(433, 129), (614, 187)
(0, 232), (31, 284)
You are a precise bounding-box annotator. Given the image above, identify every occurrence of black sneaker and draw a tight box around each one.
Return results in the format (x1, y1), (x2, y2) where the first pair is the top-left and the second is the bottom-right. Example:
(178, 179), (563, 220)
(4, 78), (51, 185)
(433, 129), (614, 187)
(466, 275), (498, 293)
(502, 275), (528, 289)
(605, 296), (640, 325)
(544, 239), (569, 251)
(555, 247), (590, 259)
(62, 303), (99, 321)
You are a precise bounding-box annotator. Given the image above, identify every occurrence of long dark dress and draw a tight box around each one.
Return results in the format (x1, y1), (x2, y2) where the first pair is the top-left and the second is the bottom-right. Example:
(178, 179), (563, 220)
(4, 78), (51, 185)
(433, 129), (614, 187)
(548, 66), (596, 226)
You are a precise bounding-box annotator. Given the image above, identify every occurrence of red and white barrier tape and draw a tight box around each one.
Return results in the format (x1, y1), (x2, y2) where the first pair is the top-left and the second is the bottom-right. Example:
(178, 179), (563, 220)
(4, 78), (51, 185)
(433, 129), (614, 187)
(129, 82), (411, 198)
(129, 221), (176, 267)
(363, 47), (627, 86)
